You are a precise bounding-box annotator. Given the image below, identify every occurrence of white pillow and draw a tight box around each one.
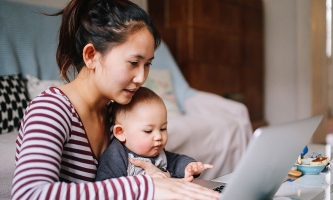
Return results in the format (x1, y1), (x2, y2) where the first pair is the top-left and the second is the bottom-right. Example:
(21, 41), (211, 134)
(26, 74), (64, 100)
(143, 69), (182, 116)
(26, 72), (182, 116)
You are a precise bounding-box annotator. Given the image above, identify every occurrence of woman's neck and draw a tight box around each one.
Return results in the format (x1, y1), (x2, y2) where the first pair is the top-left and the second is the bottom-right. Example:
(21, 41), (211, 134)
(68, 69), (110, 113)
(57, 73), (110, 159)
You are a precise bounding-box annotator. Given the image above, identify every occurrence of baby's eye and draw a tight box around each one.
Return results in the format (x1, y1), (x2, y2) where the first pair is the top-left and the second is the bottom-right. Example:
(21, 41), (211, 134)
(160, 128), (167, 131)
(144, 130), (152, 133)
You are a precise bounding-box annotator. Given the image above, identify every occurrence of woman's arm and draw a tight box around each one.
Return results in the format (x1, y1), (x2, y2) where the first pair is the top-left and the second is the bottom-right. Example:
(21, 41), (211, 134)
(11, 92), (154, 200)
(131, 159), (220, 200)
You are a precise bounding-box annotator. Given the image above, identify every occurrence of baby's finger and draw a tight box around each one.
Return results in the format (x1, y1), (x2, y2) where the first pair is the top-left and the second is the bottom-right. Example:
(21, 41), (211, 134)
(203, 164), (214, 169)
(193, 164), (199, 172)
(197, 162), (204, 169)
(182, 176), (194, 182)
(187, 165), (193, 172)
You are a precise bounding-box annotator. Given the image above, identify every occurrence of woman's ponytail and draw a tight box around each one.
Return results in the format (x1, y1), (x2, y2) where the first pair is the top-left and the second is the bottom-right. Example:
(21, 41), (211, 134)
(47, 0), (161, 82)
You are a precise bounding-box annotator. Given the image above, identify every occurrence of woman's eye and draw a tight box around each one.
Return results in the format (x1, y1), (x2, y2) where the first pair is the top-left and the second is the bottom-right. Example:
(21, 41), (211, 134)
(130, 61), (138, 66)
(160, 128), (167, 131)
(144, 130), (152, 133)
(145, 63), (152, 67)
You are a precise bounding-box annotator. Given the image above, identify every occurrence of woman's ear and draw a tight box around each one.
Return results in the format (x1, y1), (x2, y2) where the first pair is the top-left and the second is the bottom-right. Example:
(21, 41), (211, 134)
(113, 124), (126, 142)
(82, 43), (97, 70)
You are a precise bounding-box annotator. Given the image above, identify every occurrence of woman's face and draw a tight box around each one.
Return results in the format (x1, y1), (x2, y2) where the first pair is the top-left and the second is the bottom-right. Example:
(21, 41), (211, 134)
(95, 27), (155, 105)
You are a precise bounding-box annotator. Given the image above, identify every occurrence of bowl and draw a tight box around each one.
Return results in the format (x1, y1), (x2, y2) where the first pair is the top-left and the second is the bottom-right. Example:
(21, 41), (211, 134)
(295, 163), (327, 175)
(300, 158), (313, 165)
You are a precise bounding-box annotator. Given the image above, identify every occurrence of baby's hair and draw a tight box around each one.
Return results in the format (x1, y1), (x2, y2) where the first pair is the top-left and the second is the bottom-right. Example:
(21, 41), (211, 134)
(112, 87), (165, 123)
(48, 0), (161, 82)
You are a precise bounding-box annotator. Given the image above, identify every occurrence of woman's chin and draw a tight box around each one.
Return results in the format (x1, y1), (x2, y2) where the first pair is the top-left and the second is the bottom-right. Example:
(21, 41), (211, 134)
(114, 97), (132, 105)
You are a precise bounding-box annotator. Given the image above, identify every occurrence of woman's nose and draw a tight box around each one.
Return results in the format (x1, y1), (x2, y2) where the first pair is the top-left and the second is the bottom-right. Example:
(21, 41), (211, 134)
(133, 66), (147, 85)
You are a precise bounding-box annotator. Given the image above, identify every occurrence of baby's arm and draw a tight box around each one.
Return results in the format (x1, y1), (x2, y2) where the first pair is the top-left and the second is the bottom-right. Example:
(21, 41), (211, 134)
(164, 150), (197, 178)
(184, 162), (213, 179)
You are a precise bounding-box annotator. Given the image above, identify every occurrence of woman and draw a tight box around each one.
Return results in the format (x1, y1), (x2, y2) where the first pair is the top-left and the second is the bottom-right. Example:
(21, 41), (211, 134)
(11, 0), (220, 199)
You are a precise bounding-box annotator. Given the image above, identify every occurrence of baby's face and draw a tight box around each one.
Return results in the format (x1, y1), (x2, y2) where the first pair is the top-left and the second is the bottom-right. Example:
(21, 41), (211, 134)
(122, 101), (168, 157)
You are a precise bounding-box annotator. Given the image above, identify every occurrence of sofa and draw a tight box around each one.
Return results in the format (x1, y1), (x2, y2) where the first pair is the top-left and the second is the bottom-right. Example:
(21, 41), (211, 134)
(0, 1), (253, 199)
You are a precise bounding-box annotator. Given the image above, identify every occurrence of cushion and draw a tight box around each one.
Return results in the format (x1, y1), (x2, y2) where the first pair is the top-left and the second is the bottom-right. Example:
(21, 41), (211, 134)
(0, 0), (60, 80)
(152, 41), (196, 112)
(0, 74), (30, 134)
(143, 69), (182, 116)
(26, 74), (64, 100)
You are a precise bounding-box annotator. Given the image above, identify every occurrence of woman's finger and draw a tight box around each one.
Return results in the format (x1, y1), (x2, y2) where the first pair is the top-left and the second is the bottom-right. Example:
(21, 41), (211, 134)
(176, 180), (220, 199)
(150, 172), (167, 179)
(153, 178), (220, 200)
(130, 159), (159, 174)
(130, 159), (171, 178)
(130, 158), (154, 169)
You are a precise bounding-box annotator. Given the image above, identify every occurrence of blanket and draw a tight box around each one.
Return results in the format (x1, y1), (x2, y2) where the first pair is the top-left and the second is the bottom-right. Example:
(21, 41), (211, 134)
(0, 1), (60, 80)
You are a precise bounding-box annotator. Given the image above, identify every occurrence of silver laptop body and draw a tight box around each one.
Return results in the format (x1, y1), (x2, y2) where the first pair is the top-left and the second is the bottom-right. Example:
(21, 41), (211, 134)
(194, 115), (323, 200)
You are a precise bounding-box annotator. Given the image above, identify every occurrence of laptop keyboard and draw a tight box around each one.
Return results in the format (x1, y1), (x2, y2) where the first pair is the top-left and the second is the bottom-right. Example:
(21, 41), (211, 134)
(213, 185), (225, 193)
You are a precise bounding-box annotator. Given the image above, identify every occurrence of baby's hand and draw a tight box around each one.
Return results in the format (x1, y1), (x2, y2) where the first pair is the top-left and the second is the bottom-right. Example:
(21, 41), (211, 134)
(184, 162), (213, 179)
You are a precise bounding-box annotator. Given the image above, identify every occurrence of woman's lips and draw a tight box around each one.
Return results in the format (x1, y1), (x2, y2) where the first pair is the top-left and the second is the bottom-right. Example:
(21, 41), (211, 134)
(123, 89), (135, 96)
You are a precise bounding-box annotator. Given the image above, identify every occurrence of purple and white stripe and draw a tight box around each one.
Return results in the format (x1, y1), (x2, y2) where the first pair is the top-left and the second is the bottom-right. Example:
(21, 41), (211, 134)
(11, 87), (154, 200)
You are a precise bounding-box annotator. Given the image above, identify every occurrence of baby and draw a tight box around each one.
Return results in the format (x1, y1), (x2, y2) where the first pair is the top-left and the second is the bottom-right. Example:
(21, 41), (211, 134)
(96, 87), (212, 180)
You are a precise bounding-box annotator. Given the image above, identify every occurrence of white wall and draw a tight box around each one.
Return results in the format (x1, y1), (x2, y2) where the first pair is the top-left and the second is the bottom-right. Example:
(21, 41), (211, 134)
(263, 0), (312, 125)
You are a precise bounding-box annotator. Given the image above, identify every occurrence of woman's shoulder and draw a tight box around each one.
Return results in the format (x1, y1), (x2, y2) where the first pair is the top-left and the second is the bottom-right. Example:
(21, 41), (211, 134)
(27, 87), (76, 117)
(21, 87), (76, 142)
(31, 87), (73, 106)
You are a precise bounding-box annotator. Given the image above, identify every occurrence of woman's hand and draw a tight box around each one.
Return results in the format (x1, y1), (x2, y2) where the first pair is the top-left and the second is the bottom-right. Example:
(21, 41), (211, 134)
(153, 178), (220, 200)
(129, 158), (171, 178)
(184, 162), (213, 179)
(131, 159), (220, 199)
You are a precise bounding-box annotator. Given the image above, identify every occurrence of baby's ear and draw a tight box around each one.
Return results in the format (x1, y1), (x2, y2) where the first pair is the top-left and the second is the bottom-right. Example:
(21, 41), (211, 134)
(113, 124), (126, 142)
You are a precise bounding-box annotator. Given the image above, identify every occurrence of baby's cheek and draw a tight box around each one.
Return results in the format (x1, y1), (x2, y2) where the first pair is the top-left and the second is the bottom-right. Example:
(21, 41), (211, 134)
(163, 134), (168, 143)
(136, 139), (152, 152)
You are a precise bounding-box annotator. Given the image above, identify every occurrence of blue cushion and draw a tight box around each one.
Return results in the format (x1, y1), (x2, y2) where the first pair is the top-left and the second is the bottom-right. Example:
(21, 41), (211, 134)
(152, 41), (196, 112)
(0, 0), (60, 80)
(0, 0), (195, 112)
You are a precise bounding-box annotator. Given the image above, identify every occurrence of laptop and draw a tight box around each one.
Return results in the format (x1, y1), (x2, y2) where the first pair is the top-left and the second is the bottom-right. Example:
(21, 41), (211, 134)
(193, 115), (323, 200)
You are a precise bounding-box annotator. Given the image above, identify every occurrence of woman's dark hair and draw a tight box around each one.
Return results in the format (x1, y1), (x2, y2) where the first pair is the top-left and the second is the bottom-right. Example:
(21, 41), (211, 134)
(50, 0), (161, 82)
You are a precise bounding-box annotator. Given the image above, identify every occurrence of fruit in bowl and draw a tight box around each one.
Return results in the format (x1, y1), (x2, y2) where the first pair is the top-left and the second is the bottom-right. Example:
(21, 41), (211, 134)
(309, 156), (329, 166)
(295, 156), (329, 175)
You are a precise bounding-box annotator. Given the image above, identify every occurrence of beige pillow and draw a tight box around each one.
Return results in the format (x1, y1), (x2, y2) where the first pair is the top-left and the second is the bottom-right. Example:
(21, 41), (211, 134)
(143, 69), (182, 116)
(26, 74), (64, 100)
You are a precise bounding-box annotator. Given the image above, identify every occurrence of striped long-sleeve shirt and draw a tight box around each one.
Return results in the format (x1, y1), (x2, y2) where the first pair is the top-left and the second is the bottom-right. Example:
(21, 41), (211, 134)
(11, 87), (154, 200)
